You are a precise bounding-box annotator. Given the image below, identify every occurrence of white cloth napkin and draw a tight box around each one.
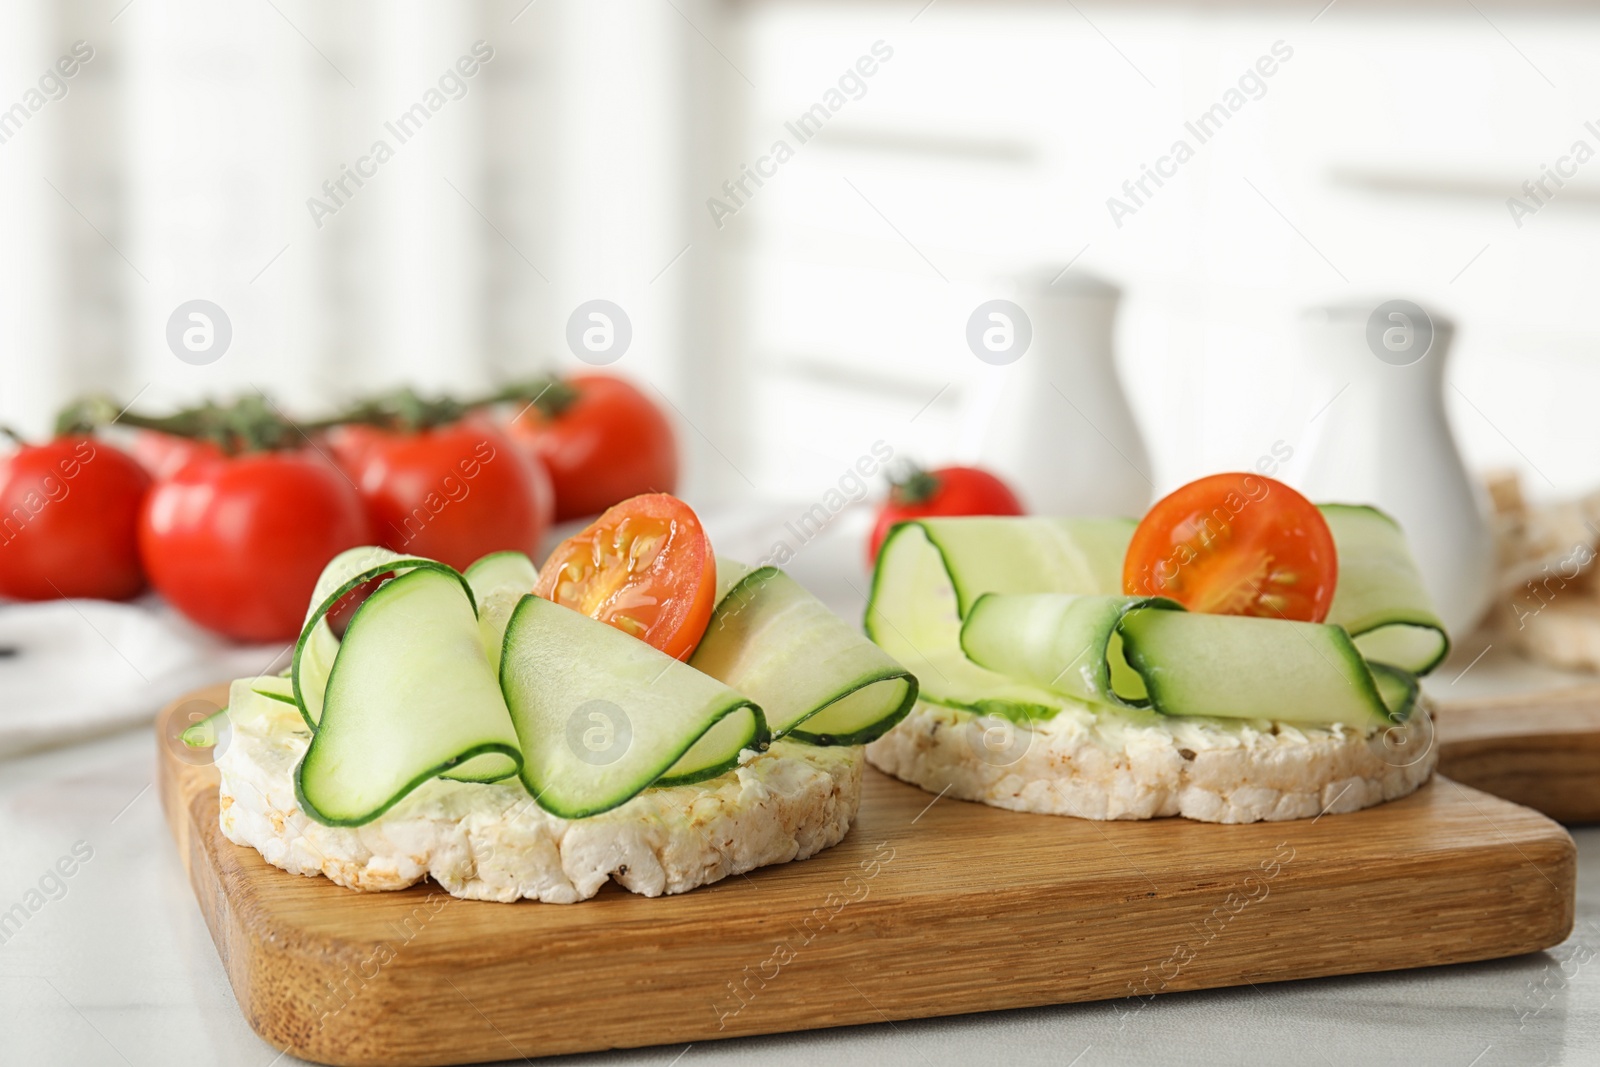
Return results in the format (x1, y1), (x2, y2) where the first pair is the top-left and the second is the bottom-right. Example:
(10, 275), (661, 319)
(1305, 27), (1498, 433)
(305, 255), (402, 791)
(0, 597), (286, 761)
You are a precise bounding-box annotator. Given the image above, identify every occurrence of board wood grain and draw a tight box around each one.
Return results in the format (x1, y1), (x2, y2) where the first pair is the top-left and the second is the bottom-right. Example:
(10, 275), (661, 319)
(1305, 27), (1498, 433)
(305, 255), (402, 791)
(1435, 683), (1600, 824)
(158, 687), (1576, 1067)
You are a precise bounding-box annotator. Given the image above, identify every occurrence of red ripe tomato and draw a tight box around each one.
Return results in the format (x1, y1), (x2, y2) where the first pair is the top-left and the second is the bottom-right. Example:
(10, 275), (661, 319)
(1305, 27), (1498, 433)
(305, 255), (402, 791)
(329, 422), (553, 572)
(0, 436), (151, 601)
(534, 493), (716, 660)
(506, 373), (678, 522)
(868, 465), (1025, 562)
(139, 451), (371, 641)
(1123, 472), (1338, 623)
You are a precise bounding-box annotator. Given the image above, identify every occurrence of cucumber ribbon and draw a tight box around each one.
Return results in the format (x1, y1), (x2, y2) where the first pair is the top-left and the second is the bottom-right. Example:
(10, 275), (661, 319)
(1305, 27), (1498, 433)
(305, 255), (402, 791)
(866, 507), (1446, 729)
(270, 548), (914, 826)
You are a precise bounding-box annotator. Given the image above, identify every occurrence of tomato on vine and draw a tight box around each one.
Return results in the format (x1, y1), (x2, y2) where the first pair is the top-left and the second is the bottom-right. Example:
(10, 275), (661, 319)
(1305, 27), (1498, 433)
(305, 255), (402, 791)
(0, 435), (151, 601)
(329, 421), (553, 572)
(506, 373), (677, 522)
(140, 450), (371, 641)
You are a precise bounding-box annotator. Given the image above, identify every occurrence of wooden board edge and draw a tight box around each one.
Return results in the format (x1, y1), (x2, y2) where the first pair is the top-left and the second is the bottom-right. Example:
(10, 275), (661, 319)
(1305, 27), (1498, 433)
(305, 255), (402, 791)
(1437, 739), (1600, 824)
(1434, 687), (1600, 824)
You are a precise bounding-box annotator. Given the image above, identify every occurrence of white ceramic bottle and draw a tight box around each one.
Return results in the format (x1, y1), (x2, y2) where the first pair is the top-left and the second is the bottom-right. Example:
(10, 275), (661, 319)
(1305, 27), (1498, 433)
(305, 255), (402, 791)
(1298, 302), (1496, 638)
(972, 270), (1153, 518)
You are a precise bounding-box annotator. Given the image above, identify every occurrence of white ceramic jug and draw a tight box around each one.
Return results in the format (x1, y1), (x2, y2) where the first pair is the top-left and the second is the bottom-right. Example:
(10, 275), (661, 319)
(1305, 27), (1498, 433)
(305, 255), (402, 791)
(972, 270), (1152, 518)
(1298, 302), (1495, 638)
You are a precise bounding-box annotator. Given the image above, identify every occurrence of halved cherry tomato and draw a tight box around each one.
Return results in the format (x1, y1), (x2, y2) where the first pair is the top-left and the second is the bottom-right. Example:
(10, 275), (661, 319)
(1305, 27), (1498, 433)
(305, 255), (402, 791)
(534, 493), (716, 660)
(1122, 472), (1338, 623)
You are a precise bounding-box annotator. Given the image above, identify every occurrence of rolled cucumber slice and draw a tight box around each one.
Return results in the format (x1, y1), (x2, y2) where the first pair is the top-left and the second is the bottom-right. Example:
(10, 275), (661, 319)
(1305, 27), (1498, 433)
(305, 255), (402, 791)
(500, 595), (769, 819)
(292, 546), (461, 730)
(296, 567), (522, 827)
(960, 593), (1184, 708)
(1116, 608), (1410, 726)
(1321, 504), (1449, 675)
(690, 564), (917, 744)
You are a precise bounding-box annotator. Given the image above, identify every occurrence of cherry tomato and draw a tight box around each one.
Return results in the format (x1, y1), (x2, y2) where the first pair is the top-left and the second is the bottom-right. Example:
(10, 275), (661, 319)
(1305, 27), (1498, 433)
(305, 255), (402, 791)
(506, 373), (678, 522)
(0, 436), (151, 601)
(1122, 472), (1338, 623)
(328, 422), (553, 572)
(534, 493), (716, 661)
(868, 465), (1025, 562)
(139, 451), (371, 641)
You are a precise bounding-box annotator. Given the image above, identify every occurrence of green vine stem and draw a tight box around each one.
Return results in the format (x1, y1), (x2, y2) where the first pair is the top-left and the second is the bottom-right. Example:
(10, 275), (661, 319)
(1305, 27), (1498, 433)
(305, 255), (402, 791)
(52, 376), (567, 455)
(887, 463), (942, 506)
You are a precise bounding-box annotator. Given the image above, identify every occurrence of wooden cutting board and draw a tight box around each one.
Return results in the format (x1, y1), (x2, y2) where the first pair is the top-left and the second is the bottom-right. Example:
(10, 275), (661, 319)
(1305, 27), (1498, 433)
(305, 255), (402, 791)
(1435, 684), (1600, 824)
(157, 687), (1576, 1067)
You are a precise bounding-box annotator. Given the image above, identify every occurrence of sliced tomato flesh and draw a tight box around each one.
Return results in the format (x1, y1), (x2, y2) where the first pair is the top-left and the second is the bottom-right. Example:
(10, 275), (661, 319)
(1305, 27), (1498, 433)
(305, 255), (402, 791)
(535, 493), (716, 660)
(1122, 472), (1338, 624)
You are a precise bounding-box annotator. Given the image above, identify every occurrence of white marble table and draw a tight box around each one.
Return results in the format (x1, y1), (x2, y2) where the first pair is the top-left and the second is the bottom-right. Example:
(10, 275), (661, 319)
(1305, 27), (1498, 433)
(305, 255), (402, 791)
(0, 716), (1595, 1067)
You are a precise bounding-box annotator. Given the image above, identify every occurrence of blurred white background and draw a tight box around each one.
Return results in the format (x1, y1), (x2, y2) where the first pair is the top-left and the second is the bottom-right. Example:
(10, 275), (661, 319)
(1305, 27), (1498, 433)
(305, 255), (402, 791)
(1, 0), (1595, 507)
